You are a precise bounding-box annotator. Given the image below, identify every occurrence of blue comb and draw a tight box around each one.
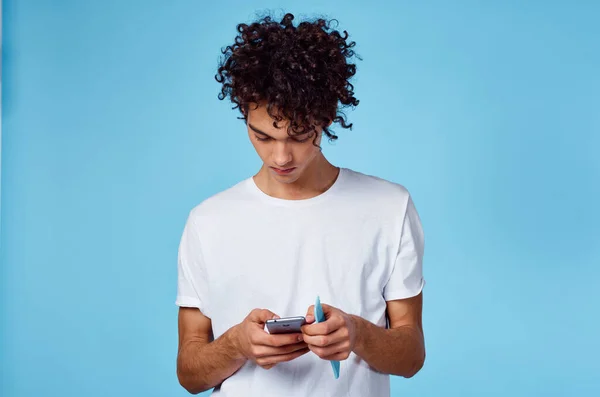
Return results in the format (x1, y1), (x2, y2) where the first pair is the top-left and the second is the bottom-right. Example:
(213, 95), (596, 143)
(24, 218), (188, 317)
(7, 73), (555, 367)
(314, 296), (340, 379)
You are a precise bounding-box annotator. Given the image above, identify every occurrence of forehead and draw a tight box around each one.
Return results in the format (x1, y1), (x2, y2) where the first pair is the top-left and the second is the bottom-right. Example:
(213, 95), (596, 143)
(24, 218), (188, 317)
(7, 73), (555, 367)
(247, 103), (314, 138)
(247, 104), (280, 123)
(247, 104), (287, 130)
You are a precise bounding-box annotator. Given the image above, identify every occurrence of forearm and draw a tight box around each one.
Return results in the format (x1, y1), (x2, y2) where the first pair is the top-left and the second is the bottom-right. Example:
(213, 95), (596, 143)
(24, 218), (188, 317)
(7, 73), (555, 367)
(177, 326), (247, 394)
(351, 315), (425, 378)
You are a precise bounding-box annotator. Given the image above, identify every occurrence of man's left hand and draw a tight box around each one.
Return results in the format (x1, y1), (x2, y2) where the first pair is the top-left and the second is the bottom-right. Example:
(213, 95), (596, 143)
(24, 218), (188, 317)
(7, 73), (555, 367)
(301, 303), (359, 361)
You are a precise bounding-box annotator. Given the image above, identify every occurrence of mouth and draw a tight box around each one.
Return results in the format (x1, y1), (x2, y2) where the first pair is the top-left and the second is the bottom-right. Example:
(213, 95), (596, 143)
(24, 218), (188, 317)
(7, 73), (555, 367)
(271, 167), (297, 175)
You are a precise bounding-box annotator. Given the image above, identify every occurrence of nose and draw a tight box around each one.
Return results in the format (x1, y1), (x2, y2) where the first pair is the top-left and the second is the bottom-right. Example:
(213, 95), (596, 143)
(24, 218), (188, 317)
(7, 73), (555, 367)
(272, 141), (292, 167)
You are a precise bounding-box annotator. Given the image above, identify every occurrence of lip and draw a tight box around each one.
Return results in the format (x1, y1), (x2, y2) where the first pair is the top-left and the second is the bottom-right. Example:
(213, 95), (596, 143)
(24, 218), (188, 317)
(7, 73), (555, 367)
(271, 167), (296, 175)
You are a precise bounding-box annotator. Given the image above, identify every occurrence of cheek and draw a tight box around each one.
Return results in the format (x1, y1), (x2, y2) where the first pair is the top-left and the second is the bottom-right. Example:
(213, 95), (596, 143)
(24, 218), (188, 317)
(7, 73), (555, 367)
(298, 144), (320, 163)
(251, 141), (269, 160)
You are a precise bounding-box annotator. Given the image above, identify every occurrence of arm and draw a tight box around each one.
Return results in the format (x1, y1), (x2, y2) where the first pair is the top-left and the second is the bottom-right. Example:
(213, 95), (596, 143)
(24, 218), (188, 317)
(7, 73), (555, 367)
(176, 307), (246, 394)
(177, 307), (310, 394)
(175, 215), (307, 392)
(302, 195), (426, 377)
(302, 292), (425, 379)
(352, 292), (425, 378)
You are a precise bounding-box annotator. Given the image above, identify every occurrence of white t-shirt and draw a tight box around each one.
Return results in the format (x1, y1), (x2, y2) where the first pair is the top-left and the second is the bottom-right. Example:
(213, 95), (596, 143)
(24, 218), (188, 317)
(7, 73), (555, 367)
(176, 167), (425, 397)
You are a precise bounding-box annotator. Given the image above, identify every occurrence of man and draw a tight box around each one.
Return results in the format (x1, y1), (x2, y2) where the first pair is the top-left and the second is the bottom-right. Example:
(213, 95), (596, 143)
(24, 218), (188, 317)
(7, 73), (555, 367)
(176, 13), (425, 396)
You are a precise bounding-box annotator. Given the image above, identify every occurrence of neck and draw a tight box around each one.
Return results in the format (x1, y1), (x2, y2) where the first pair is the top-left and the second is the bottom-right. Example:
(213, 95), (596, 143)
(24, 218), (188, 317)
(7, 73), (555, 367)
(254, 155), (340, 200)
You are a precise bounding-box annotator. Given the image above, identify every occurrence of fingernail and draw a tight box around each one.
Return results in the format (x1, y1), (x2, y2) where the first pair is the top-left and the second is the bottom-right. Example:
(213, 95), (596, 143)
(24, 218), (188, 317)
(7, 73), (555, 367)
(298, 335), (303, 341)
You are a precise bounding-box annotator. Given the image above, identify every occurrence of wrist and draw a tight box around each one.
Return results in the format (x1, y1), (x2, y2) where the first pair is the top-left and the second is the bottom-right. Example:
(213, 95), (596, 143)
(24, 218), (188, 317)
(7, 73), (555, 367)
(224, 324), (247, 362)
(350, 314), (367, 354)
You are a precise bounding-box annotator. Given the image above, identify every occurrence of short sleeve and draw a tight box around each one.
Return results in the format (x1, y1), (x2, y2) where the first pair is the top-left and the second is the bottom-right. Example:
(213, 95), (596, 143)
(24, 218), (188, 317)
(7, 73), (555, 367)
(175, 213), (210, 315)
(383, 195), (425, 301)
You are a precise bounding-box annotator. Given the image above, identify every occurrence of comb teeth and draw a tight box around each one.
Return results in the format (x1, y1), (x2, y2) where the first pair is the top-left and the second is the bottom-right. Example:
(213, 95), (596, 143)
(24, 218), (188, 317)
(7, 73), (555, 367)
(314, 296), (341, 379)
(315, 296), (324, 322)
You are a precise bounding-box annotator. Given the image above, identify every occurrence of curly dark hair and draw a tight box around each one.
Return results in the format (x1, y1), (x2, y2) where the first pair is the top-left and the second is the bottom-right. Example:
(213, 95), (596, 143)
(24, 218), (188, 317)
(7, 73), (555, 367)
(215, 12), (360, 142)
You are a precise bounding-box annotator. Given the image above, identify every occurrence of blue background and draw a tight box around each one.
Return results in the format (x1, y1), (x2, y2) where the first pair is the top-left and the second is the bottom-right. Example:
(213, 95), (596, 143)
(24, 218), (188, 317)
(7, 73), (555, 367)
(2, 1), (599, 396)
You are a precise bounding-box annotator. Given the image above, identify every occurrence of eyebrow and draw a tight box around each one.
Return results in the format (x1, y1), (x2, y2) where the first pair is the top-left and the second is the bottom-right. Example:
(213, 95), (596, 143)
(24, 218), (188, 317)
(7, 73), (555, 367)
(248, 123), (311, 141)
(248, 123), (275, 139)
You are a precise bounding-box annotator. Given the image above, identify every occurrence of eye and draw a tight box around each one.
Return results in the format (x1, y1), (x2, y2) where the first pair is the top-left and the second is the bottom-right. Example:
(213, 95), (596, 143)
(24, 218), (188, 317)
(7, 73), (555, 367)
(292, 133), (313, 143)
(255, 135), (271, 142)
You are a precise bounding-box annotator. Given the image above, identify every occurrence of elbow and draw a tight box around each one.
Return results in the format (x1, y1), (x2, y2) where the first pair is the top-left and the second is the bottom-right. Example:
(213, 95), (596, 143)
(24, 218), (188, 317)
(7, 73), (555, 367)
(177, 369), (209, 395)
(402, 360), (424, 378)
(400, 351), (426, 379)
(178, 378), (205, 395)
(181, 386), (203, 395)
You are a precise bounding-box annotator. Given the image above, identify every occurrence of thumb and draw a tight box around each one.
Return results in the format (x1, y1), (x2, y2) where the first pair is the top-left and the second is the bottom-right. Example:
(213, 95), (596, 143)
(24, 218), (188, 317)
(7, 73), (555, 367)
(305, 305), (315, 323)
(250, 308), (279, 324)
(320, 303), (336, 319)
(305, 305), (315, 316)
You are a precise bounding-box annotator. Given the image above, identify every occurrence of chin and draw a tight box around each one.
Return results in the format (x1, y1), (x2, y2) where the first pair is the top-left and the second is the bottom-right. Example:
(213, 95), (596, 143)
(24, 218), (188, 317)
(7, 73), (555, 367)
(273, 174), (300, 184)
(269, 167), (303, 183)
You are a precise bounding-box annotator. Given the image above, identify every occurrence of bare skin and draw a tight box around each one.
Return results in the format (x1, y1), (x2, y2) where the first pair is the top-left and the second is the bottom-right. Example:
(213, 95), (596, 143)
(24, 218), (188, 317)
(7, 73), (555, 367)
(245, 102), (340, 201)
(301, 293), (425, 378)
(176, 103), (425, 393)
(177, 308), (309, 394)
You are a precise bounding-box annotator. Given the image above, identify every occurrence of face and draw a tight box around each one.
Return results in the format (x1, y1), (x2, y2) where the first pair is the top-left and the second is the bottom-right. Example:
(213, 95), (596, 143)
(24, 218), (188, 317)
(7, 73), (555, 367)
(246, 104), (324, 184)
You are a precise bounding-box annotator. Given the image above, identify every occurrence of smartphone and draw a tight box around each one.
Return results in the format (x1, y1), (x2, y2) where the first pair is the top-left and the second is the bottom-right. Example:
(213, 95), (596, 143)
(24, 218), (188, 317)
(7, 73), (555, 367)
(265, 316), (306, 334)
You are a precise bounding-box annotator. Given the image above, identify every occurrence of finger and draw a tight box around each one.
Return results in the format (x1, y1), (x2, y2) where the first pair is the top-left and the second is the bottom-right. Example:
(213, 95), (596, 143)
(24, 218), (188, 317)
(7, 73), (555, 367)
(303, 326), (348, 347)
(252, 341), (308, 358)
(301, 316), (343, 336)
(253, 331), (304, 347)
(308, 341), (349, 359)
(322, 350), (351, 361)
(316, 303), (335, 320)
(256, 347), (310, 367)
(249, 309), (279, 324)
(303, 306), (316, 326)
(305, 305), (314, 317)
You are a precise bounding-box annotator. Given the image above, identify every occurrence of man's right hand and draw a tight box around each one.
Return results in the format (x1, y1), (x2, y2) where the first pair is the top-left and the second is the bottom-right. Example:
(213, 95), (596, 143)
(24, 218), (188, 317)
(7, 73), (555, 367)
(232, 309), (309, 370)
